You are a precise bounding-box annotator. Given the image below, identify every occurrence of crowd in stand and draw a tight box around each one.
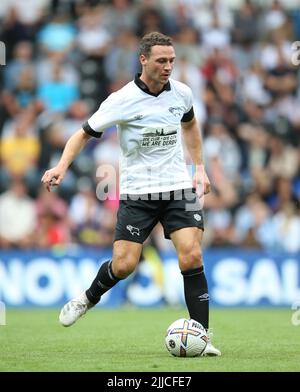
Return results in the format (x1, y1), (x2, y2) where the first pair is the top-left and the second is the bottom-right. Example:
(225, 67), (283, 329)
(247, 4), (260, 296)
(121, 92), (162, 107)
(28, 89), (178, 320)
(0, 0), (299, 253)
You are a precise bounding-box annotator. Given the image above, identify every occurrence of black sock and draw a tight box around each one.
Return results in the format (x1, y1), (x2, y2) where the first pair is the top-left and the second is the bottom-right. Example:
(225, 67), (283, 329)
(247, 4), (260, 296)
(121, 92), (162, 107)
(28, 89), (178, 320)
(181, 266), (209, 330)
(85, 260), (121, 305)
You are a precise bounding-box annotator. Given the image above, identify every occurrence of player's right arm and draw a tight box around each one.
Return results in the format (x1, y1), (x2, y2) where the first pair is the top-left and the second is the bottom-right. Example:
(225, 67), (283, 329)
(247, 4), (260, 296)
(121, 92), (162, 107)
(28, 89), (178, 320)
(41, 128), (91, 192)
(42, 88), (125, 191)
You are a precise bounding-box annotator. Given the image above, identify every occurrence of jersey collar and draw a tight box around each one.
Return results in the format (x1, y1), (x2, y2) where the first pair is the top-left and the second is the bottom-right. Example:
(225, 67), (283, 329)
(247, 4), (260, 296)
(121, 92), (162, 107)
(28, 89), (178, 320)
(134, 73), (171, 97)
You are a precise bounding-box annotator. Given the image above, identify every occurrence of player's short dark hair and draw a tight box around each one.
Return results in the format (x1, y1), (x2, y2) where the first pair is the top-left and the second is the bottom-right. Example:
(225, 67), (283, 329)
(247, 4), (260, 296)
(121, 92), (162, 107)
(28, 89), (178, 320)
(139, 32), (173, 58)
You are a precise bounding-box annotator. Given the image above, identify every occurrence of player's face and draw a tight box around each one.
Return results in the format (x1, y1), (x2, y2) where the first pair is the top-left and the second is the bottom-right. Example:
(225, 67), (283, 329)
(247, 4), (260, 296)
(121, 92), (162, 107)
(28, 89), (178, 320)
(140, 45), (176, 86)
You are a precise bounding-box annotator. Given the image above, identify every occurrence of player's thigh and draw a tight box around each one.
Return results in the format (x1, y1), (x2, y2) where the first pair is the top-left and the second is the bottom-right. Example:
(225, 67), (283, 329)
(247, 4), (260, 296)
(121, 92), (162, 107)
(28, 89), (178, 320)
(160, 188), (204, 239)
(170, 227), (203, 271)
(112, 240), (143, 277)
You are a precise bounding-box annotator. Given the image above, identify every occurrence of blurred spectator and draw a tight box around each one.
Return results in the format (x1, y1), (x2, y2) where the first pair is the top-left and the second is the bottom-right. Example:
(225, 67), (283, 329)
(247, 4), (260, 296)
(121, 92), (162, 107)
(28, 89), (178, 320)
(270, 201), (300, 253)
(3, 41), (35, 91)
(136, 5), (168, 37)
(93, 128), (120, 169)
(9, 0), (49, 27)
(0, 1), (48, 59)
(206, 207), (234, 246)
(76, 5), (112, 58)
(268, 176), (300, 212)
(35, 210), (70, 248)
(69, 177), (103, 228)
(260, 31), (292, 71)
(173, 26), (202, 66)
(204, 121), (242, 184)
(103, 0), (138, 35)
(263, 0), (287, 33)
(184, 0), (233, 33)
(12, 67), (36, 108)
(35, 185), (68, 218)
(264, 56), (298, 102)
(36, 51), (79, 86)
(38, 12), (76, 54)
(2, 67), (37, 118)
(104, 29), (139, 83)
(233, 192), (272, 248)
(98, 207), (117, 248)
(172, 55), (206, 123)
(0, 178), (37, 248)
(37, 63), (79, 112)
(59, 100), (91, 142)
(35, 185), (71, 248)
(267, 135), (299, 180)
(201, 47), (239, 86)
(201, 11), (231, 52)
(0, 110), (40, 191)
(1, 104), (37, 138)
(240, 62), (271, 106)
(232, 0), (260, 46)
(37, 100), (91, 159)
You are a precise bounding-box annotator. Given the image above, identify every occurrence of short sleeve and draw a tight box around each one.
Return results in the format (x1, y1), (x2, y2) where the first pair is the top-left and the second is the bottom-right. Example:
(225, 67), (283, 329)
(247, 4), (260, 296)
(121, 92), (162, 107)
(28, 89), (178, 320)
(83, 91), (124, 137)
(181, 84), (194, 123)
(181, 107), (194, 122)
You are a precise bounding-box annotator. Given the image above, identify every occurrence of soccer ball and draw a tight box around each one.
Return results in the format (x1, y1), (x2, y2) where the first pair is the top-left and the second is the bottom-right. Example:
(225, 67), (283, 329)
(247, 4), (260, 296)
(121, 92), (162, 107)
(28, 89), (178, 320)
(165, 318), (208, 357)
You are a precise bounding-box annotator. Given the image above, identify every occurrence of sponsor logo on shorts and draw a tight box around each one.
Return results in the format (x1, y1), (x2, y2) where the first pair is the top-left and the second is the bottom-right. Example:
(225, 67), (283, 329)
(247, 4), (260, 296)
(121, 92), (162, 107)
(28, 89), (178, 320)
(194, 214), (202, 221)
(126, 225), (140, 236)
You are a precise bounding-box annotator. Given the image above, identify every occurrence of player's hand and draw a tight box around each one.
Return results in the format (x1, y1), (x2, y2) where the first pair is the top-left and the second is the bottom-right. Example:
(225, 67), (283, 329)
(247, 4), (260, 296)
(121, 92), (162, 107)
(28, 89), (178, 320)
(193, 164), (211, 198)
(41, 167), (65, 192)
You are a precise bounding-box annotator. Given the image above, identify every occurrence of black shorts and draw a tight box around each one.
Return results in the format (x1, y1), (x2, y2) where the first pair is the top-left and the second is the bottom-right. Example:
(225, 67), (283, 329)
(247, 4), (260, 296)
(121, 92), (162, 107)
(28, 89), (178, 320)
(114, 188), (204, 244)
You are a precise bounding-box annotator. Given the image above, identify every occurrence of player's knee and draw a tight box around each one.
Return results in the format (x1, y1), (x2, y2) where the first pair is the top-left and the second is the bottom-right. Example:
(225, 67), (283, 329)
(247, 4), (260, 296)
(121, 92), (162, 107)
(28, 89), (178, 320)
(178, 248), (202, 271)
(112, 257), (136, 279)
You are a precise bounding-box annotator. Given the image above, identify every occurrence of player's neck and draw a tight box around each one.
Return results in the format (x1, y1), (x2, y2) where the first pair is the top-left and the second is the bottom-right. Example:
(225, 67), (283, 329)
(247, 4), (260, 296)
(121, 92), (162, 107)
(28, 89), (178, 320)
(139, 74), (164, 95)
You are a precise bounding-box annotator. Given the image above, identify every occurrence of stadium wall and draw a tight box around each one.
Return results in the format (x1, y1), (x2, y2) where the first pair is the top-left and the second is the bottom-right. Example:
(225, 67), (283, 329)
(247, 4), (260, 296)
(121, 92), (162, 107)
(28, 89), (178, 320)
(0, 247), (299, 308)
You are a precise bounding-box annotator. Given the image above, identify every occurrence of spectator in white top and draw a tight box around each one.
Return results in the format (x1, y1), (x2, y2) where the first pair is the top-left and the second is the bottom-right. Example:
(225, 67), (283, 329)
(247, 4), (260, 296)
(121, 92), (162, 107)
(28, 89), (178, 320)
(271, 202), (300, 253)
(77, 6), (112, 58)
(0, 178), (37, 248)
(201, 11), (231, 52)
(204, 121), (242, 184)
(264, 0), (287, 32)
(184, 0), (233, 32)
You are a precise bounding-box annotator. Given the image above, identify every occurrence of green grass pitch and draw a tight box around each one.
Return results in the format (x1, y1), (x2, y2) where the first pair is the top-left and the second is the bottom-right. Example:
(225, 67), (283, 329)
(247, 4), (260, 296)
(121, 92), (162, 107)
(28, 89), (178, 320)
(1, 307), (299, 372)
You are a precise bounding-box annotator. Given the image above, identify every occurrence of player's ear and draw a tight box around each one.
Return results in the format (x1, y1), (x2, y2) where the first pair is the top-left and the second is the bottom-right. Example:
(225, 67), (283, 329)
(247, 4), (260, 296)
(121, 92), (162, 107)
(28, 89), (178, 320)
(140, 54), (147, 66)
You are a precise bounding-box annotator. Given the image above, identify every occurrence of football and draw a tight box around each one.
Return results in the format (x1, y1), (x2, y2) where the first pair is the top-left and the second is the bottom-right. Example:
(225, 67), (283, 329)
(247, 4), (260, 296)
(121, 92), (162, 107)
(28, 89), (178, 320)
(165, 318), (208, 357)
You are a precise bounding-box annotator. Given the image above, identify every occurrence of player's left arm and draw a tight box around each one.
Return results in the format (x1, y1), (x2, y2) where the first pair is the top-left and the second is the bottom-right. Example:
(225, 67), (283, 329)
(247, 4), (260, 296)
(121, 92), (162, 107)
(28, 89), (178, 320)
(181, 116), (211, 196)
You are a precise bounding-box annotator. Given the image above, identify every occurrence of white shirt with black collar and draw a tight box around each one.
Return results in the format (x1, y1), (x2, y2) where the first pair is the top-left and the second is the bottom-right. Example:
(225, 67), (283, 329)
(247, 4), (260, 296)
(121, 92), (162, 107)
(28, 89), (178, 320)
(83, 74), (195, 195)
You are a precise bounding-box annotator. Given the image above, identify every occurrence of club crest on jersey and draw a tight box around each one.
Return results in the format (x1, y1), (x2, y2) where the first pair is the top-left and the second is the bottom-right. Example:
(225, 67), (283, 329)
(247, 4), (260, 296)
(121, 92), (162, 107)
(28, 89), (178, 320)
(126, 225), (140, 236)
(168, 106), (184, 117)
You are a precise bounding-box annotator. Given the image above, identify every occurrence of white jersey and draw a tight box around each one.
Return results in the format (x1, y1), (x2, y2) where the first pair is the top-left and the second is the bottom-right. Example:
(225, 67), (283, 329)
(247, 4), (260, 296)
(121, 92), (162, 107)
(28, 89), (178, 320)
(83, 75), (195, 195)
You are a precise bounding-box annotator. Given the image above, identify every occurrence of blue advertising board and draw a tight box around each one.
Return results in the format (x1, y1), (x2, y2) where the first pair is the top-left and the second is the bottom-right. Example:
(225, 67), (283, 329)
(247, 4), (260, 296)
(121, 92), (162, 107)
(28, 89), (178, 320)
(0, 247), (299, 307)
